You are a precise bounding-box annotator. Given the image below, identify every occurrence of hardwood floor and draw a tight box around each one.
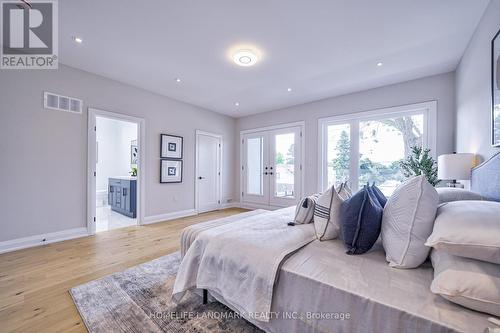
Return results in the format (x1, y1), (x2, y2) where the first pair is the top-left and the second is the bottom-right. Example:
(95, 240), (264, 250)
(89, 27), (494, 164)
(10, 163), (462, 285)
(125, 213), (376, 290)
(0, 208), (248, 333)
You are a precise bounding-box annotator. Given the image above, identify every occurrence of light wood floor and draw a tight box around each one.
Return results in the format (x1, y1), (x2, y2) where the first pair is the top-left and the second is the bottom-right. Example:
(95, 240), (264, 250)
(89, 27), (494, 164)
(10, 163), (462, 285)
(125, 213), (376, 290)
(0, 208), (248, 333)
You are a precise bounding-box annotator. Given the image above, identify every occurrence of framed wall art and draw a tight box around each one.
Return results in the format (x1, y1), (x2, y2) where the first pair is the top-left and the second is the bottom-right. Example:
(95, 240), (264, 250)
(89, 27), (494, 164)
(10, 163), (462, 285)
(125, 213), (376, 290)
(160, 159), (183, 183)
(131, 139), (138, 165)
(161, 134), (183, 159)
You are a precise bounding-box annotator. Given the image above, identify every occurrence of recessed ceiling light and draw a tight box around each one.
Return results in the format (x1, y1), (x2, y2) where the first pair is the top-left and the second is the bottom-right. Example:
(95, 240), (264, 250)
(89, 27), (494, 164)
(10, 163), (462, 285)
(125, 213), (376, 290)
(72, 36), (83, 44)
(287, 88), (292, 92)
(175, 78), (181, 83)
(235, 102), (240, 106)
(377, 62), (383, 67)
(233, 50), (258, 67)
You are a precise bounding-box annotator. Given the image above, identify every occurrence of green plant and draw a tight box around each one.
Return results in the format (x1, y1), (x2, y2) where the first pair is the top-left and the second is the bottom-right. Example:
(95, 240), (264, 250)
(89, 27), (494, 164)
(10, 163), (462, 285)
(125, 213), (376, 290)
(130, 167), (138, 177)
(399, 146), (439, 186)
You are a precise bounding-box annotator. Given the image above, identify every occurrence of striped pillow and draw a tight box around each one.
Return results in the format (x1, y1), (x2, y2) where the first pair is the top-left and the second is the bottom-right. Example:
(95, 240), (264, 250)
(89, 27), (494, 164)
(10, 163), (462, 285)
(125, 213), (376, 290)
(314, 185), (349, 241)
(294, 195), (318, 224)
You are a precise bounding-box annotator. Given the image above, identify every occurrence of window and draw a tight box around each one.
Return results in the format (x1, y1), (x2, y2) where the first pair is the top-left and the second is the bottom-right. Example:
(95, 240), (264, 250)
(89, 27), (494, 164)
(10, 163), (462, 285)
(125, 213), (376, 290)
(319, 102), (436, 196)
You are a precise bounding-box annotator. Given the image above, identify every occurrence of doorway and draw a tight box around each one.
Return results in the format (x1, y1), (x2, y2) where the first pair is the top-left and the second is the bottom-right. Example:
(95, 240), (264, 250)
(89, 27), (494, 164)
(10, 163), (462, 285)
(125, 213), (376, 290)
(195, 130), (222, 213)
(241, 122), (304, 209)
(87, 108), (146, 234)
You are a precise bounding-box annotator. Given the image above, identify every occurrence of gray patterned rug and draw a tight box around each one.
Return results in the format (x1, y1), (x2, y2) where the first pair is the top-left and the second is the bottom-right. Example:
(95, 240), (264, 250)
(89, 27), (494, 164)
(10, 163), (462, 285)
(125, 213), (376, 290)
(70, 252), (262, 333)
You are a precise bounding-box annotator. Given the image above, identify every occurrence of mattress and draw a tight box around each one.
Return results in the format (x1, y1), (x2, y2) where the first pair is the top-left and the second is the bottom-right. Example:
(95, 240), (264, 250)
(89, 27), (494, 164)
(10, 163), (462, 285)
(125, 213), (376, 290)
(179, 211), (497, 333)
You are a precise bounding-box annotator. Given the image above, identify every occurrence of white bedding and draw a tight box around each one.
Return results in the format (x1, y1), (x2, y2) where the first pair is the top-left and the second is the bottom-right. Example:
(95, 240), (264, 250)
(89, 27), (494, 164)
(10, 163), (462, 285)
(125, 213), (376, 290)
(177, 210), (497, 333)
(172, 207), (316, 322)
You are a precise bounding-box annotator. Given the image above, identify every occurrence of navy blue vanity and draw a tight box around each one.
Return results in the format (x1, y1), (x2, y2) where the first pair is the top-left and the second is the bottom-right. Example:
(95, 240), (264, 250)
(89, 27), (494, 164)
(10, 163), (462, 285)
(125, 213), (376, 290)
(108, 177), (137, 218)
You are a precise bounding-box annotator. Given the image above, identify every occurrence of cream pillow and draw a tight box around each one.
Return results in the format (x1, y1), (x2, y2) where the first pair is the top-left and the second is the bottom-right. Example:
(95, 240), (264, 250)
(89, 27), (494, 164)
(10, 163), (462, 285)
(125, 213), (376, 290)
(435, 187), (483, 204)
(426, 200), (500, 264)
(430, 250), (500, 316)
(314, 184), (350, 241)
(294, 195), (318, 224)
(382, 175), (439, 268)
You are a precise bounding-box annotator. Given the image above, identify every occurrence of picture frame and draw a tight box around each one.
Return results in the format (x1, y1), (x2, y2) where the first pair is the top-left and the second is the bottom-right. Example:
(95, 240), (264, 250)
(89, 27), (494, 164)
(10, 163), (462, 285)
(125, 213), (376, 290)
(160, 159), (183, 183)
(130, 139), (138, 165)
(161, 134), (183, 159)
(492, 28), (500, 147)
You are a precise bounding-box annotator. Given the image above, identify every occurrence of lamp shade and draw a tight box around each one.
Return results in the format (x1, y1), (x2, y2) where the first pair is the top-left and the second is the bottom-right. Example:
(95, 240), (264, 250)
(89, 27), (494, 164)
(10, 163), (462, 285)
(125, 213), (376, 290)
(437, 153), (475, 180)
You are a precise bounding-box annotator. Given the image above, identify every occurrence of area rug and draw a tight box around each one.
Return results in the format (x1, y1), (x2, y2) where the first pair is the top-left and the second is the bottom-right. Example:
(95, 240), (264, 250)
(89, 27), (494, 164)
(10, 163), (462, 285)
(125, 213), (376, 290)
(70, 252), (262, 333)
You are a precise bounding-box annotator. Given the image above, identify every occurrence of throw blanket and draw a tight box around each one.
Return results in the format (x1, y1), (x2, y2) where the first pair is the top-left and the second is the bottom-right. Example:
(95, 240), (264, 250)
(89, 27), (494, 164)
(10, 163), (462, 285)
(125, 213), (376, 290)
(172, 207), (316, 322)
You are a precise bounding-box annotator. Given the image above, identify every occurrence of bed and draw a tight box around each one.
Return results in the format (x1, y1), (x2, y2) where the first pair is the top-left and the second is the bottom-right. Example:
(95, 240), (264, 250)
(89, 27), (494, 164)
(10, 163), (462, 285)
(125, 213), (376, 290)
(176, 152), (500, 333)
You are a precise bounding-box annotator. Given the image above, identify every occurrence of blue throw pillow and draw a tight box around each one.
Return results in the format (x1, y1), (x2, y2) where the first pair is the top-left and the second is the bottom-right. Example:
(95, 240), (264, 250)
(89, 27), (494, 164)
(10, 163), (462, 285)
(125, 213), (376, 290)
(341, 186), (383, 254)
(371, 184), (387, 208)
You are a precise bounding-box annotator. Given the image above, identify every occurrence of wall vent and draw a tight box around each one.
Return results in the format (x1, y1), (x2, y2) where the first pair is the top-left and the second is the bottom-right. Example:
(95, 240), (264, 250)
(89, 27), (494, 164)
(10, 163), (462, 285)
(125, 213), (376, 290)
(43, 91), (83, 114)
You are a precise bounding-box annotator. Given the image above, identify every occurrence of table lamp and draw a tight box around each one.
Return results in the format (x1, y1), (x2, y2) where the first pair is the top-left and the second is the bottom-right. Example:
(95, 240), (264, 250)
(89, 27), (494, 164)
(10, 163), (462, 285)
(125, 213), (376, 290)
(437, 153), (475, 188)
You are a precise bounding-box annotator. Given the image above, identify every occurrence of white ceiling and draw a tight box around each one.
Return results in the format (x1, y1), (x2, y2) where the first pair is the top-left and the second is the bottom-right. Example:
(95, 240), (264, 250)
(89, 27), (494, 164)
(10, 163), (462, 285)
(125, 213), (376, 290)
(59, 0), (490, 117)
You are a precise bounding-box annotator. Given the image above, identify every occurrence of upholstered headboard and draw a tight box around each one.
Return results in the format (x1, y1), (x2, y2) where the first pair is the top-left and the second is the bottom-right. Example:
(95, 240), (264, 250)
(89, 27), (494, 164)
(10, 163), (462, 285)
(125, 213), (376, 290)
(470, 151), (500, 201)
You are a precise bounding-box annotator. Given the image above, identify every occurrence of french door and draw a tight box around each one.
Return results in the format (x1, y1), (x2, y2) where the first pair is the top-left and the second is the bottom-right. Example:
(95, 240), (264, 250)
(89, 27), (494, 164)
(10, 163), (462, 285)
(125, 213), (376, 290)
(242, 125), (302, 208)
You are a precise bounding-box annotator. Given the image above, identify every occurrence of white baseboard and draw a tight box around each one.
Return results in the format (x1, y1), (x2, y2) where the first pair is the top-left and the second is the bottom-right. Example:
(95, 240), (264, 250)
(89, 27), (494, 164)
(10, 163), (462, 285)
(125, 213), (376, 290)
(239, 202), (285, 210)
(0, 227), (89, 254)
(143, 209), (197, 225)
(220, 202), (241, 209)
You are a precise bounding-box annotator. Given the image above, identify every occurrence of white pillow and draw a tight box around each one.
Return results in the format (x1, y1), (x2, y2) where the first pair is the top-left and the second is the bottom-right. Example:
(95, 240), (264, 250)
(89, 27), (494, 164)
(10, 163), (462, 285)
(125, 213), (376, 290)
(426, 200), (500, 264)
(430, 250), (500, 316)
(314, 184), (350, 241)
(294, 195), (318, 224)
(382, 175), (439, 268)
(435, 187), (483, 204)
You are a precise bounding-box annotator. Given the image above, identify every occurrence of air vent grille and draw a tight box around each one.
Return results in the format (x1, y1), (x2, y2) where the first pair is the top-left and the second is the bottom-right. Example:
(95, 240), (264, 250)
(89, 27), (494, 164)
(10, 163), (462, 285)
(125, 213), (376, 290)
(43, 91), (83, 114)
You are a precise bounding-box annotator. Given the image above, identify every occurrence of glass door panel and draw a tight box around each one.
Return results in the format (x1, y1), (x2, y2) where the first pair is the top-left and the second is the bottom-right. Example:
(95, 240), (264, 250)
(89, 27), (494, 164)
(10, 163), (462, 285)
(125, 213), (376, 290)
(242, 132), (269, 205)
(246, 137), (264, 195)
(269, 127), (301, 206)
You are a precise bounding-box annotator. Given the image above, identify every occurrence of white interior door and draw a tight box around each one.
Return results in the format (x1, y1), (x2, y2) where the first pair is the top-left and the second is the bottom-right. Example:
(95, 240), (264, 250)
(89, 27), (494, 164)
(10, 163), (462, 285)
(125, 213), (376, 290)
(196, 132), (221, 213)
(242, 132), (270, 206)
(242, 125), (302, 208)
(269, 126), (302, 206)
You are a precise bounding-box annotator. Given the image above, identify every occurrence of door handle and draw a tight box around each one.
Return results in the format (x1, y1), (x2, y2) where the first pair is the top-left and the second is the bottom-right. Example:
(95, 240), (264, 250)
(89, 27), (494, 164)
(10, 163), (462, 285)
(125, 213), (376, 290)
(198, 176), (205, 180)
(269, 172), (274, 175)
(264, 172), (268, 175)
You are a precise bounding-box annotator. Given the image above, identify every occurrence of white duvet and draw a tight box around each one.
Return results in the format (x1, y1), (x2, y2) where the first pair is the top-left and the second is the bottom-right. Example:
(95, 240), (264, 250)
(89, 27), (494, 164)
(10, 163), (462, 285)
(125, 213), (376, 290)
(172, 207), (316, 322)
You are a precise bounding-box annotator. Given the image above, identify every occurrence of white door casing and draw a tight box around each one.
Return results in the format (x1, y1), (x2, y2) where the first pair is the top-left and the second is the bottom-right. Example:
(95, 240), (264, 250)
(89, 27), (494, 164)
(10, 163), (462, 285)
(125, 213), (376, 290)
(195, 130), (222, 213)
(87, 108), (146, 235)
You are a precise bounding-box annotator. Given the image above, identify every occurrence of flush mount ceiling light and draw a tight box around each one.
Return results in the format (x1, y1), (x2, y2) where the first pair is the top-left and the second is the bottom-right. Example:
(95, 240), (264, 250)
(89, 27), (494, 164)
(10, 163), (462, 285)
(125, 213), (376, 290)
(377, 62), (383, 67)
(175, 77), (181, 83)
(235, 102), (240, 106)
(72, 36), (83, 44)
(287, 88), (292, 92)
(233, 50), (258, 67)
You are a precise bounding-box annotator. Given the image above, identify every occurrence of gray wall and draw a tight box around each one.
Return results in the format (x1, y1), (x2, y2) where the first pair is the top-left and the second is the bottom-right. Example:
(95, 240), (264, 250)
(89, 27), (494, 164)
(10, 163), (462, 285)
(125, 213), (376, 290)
(456, 0), (500, 162)
(0, 64), (237, 241)
(236, 72), (456, 196)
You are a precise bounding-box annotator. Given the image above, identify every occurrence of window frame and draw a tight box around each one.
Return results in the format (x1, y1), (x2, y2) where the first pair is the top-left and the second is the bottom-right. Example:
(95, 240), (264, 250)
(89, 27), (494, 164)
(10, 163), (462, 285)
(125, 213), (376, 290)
(318, 101), (437, 192)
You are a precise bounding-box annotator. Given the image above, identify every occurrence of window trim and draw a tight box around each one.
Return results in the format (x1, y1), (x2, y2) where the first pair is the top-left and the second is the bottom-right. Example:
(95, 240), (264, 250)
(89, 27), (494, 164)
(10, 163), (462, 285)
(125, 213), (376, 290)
(317, 101), (437, 192)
